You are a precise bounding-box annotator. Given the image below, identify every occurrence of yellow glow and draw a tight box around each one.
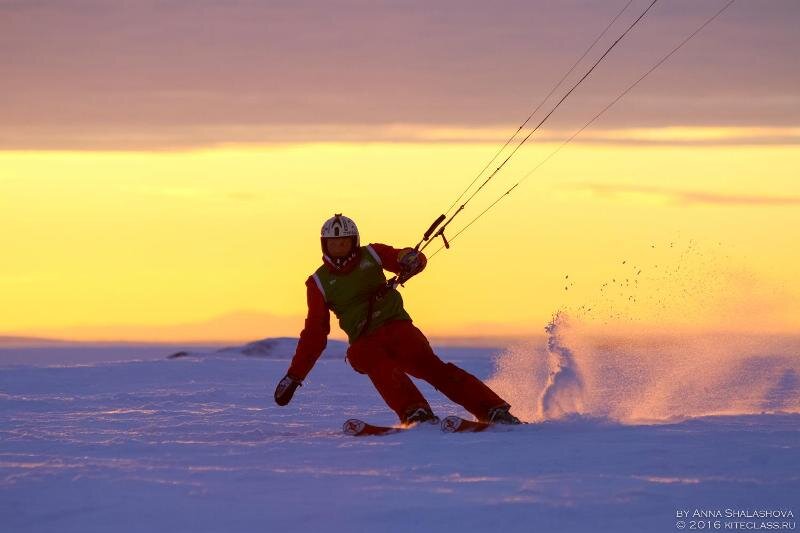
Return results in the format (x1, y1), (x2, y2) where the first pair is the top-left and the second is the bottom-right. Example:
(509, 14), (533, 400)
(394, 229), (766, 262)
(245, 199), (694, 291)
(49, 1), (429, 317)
(1, 135), (799, 342)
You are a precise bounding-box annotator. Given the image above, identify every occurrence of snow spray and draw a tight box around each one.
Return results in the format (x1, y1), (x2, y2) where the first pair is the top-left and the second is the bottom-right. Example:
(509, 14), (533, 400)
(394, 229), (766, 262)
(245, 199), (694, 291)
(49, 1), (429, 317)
(486, 240), (800, 424)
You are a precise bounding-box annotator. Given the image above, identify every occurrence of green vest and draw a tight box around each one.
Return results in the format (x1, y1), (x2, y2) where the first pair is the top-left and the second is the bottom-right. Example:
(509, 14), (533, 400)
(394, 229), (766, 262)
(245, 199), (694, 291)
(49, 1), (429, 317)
(313, 245), (411, 342)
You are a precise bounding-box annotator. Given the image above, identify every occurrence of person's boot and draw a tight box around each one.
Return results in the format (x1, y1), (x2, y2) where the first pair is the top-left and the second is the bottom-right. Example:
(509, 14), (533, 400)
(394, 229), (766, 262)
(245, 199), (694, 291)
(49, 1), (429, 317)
(487, 405), (522, 425)
(403, 407), (440, 426)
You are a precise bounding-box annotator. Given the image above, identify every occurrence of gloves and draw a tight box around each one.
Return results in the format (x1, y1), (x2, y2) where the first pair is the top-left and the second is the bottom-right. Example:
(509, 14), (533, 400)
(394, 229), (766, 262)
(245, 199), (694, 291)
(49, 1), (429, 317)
(274, 373), (302, 406)
(397, 248), (426, 277)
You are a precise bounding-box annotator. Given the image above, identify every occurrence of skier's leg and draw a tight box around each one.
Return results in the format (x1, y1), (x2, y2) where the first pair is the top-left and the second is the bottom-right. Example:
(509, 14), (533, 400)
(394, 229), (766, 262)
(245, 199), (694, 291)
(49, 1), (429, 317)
(347, 334), (431, 423)
(385, 320), (509, 422)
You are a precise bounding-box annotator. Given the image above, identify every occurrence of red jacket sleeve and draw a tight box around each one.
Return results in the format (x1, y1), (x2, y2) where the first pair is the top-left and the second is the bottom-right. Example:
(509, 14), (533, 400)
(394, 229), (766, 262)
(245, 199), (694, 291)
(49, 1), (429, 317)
(368, 243), (427, 274)
(287, 276), (330, 380)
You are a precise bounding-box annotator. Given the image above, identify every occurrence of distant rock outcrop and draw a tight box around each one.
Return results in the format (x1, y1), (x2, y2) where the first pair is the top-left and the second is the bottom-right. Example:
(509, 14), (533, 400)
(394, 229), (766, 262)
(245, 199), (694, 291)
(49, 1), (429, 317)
(167, 337), (348, 360)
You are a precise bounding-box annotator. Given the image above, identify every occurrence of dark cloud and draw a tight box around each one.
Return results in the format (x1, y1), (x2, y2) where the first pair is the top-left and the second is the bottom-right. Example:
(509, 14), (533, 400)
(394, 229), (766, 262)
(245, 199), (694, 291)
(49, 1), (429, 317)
(2, 0), (799, 149)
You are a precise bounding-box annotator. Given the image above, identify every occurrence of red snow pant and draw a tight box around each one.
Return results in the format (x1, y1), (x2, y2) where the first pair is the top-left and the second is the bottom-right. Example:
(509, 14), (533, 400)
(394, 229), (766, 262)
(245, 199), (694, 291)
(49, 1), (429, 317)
(346, 319), (508, 423)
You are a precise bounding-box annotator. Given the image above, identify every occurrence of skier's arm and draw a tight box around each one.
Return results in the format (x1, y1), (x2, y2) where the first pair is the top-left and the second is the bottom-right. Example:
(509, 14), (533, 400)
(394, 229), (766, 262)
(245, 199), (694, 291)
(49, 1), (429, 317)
(275, 277), (330, 406)
(288, 276), (330, 380)
(368, 243), (427, 276)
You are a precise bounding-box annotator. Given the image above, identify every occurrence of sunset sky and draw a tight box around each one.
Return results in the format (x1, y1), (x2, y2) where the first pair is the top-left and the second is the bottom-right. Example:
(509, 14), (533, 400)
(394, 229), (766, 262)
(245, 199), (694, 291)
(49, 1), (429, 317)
(2, 0), (798, 342)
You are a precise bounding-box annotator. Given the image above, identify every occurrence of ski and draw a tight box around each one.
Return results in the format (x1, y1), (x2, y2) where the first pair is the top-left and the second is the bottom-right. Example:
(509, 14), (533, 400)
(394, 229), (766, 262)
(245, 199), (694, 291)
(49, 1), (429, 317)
(441, 415), (529, 433)
(342, 418), (408, 436)
(440, 415), (493, 433)
(440, 415), (527, 433)
(342, 417), (442, 436)
(345, 416), (522, 435)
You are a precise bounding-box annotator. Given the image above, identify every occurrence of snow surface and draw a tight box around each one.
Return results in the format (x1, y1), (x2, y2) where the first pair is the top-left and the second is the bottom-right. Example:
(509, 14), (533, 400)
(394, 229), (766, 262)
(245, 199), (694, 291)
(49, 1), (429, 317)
(1, 333), (798, 533)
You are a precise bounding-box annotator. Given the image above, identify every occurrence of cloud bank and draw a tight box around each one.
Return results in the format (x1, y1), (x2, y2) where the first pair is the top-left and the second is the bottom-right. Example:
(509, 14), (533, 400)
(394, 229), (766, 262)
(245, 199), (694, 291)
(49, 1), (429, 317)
(2, 0), (799, 149)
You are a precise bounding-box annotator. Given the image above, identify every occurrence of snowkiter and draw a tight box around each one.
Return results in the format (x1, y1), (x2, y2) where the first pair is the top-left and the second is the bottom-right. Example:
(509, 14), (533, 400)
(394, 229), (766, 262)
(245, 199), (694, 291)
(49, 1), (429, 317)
(273, 213), (521, 426)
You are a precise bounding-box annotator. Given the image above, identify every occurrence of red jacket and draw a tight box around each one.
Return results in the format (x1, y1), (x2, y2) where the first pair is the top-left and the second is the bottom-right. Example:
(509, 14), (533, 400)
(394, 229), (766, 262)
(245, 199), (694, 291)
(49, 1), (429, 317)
(287, 243), (422, 380)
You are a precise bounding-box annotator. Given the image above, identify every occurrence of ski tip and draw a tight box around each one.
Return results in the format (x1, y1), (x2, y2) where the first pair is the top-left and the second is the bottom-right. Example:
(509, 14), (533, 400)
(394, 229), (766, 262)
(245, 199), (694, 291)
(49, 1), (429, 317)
(441, 415), (463, 433)
(342, 418), (366, 436)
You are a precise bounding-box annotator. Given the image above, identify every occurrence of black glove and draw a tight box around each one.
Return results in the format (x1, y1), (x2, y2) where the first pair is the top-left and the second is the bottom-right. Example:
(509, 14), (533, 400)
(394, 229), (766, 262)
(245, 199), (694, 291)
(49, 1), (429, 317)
(274, 374), (302, 406)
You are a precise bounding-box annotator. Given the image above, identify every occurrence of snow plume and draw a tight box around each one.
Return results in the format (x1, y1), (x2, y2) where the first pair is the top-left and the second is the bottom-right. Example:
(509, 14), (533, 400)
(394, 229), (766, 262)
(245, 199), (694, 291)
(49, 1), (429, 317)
(488, 238), (800, 424)
(485, 312), (586, 423)
(540, 312), (584, 418)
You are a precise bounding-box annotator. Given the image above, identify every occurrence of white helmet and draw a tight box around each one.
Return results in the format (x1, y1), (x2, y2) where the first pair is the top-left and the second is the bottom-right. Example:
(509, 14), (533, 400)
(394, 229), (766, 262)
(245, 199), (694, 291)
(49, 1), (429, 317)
(320, 213), (359, 244)
(320, 214), (360, 270)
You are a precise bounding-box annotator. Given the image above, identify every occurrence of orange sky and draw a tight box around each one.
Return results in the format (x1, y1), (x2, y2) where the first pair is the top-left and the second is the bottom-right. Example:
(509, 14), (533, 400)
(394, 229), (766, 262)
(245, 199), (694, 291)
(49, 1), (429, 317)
(2, 138), (798, 342)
